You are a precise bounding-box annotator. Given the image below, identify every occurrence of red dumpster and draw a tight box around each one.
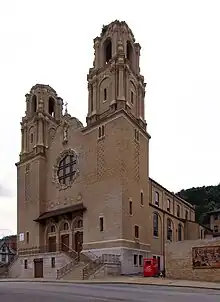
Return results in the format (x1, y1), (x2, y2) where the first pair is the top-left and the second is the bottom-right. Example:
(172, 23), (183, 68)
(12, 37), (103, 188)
(143, 258), (158, 277)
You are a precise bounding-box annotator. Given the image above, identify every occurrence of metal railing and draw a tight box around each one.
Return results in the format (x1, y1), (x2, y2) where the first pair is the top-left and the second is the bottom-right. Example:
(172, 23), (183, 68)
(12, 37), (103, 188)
(82, 253), (121, 280)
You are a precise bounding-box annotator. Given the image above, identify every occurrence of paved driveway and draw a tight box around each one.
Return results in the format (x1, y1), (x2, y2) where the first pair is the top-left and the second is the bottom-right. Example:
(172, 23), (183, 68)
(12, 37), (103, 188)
(0, 282), (219, 301)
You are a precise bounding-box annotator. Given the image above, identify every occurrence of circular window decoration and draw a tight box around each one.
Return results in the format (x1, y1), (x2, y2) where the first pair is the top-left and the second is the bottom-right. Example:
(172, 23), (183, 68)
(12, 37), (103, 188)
(53, 149), (79, 190)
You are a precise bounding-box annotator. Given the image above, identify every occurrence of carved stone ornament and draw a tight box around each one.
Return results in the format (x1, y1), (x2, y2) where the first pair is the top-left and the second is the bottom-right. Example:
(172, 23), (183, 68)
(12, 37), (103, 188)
(52, 148), (80, 191)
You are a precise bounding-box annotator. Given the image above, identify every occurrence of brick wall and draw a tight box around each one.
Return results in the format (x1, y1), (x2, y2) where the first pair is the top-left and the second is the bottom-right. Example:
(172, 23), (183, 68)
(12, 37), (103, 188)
(165, 238), (220, 282)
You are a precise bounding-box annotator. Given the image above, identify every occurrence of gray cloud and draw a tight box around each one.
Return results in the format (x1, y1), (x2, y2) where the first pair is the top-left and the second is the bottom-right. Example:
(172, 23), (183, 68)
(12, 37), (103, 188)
(0, 184), (12, 197)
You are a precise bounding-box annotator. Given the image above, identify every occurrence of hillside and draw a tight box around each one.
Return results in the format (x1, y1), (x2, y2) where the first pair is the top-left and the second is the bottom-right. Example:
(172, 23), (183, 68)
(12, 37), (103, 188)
(176, 184), (220, 224)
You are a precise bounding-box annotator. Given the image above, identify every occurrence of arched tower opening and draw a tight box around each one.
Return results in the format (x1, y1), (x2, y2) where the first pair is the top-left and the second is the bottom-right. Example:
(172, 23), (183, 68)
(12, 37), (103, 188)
(104, 38), (112, 64)
(126, 40), (133, 63)
(32, 95), (37, 115)
(48, 97), (55, 117)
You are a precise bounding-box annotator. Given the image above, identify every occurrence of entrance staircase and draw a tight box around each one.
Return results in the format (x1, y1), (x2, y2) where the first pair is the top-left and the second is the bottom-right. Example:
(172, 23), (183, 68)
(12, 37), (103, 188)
(57, 251), (121, 280)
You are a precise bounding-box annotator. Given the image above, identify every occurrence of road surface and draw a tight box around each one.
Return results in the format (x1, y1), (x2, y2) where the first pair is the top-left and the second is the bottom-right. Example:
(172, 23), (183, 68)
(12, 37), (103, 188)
(0, 282), (219, 301)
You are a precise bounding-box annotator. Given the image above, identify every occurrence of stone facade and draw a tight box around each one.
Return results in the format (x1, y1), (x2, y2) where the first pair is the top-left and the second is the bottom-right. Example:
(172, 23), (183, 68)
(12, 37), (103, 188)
(12, 20), (206, 279)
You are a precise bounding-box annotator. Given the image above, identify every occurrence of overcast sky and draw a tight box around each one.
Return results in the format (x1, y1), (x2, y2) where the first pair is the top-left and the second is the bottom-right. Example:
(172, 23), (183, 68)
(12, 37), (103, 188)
(1, 0), (220, 235)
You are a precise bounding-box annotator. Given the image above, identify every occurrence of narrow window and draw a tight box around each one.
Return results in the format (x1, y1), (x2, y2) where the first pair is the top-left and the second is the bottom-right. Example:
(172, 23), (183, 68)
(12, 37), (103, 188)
(140, 192), (144, 205)
(167, 219), (172, 241)
(50, 225), (55, 233)
(51, 257), (55, 268)
(126, 41), (133, 62)
(167, 199), (170, 212)
(133, 254), (138, 266)
(64, 223), (69, 230)
(153, 213), (159, 237)
(129, 201), (133, 215)
(100, 217), (104, 232)
(135, 129), (139, 141)
(101, 125), (105, 137)
(77, 220), (83, 228)
(178, 223), (182, 241)
(24, 259), (28, 269)
(98, 126), (102, 138)
(48, 97), (55, 117)
(98, 126), (105, 138)
(104, 88), (107, 101)
(177, 205), (180, 217)
(131, 91), (134, 104)
(30, 133), (33, 143)
(185, 210), (188, 220)
(139, 255), (143, 266)
(105, 39), (112, 63)
(134, 225), (139, 239)
(26, 232), (29, 244)
(155, 192), (159, 206)
(32, 95), (37, 114)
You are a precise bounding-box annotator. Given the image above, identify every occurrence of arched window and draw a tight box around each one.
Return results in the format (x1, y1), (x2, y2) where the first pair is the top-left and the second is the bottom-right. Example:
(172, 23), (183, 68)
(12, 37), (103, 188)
(77, 219), (83, 228)
(153, 212), (159, 237)
(48, 97), (55, 117)
(64, 222), (69, 231)
(32, 95), (37, 115)
(57, 153), (77, 185)
(50, 225), (56, 233)
(104, 38), (112, 64)
(178, 223), (182, 241)
(167, 218), (172, 241)
(126, 40), (133, 62)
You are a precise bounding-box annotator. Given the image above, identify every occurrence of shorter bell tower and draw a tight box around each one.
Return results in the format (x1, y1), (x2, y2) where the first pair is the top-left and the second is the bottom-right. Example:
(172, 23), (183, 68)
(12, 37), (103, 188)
(86, 20), (146, 130)
(20, 84), (63, 161)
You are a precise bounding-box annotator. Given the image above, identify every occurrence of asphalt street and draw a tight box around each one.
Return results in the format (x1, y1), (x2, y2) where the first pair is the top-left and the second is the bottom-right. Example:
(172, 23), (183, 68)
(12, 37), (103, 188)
(0, 282), (219, 302)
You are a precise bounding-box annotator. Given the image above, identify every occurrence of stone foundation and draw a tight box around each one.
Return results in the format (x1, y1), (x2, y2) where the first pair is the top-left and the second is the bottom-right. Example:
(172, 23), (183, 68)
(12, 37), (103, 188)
(9, 252), (70, 279)
(82, 246), (150, 275)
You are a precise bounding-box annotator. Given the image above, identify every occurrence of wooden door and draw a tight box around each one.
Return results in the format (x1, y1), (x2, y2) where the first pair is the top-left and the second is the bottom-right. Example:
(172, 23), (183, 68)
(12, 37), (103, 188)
(48, 236), (56, 252)
(61, 234), (69, 252)
(75, 232), (83, 255)
(34, 258), (43, 278)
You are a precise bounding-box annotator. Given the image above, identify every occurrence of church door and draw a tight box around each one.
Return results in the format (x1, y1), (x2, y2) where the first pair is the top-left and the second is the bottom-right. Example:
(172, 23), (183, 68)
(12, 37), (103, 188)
(75, 232), (83, 257)
(34, 258), (43, 278)
(48, 236), (56, 252)
(61, 234), (69, 252)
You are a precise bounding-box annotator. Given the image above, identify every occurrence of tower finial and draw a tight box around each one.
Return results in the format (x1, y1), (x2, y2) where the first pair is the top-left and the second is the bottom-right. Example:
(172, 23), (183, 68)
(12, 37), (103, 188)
(64, 101), (68, 115)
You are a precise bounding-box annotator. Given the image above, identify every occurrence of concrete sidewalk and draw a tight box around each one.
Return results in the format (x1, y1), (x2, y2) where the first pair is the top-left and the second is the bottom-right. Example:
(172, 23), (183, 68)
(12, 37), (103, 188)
(0, 276), (220, 290)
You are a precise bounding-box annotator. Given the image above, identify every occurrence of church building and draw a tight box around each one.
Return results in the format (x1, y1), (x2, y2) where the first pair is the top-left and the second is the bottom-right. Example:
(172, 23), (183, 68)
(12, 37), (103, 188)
(11, 21), (205, 279)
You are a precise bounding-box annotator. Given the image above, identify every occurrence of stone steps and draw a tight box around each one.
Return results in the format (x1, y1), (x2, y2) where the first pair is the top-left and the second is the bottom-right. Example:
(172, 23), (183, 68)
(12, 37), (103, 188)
(61, 262), (85, 280)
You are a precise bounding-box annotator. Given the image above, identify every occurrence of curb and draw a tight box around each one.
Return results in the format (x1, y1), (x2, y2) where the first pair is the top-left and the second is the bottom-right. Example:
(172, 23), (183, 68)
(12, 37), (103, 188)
(0, 279), (220, 291)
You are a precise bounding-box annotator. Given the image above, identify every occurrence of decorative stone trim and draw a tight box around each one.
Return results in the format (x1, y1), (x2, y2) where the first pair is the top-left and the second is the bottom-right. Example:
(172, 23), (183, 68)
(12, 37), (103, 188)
(53, 148), (80, 191)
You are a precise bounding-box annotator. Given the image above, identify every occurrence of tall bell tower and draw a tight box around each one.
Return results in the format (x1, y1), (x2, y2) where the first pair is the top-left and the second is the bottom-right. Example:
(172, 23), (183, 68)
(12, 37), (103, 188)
(16, 84), (63, 249)
(86, 20), (146, 130)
